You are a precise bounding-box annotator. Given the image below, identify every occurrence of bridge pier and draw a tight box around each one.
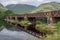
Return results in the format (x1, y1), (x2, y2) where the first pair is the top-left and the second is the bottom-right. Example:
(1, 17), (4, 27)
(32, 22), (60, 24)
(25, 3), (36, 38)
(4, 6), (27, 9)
(15, 16), (18, 20)
(47, 17), (54, 25)
(10, 16), (12, 20)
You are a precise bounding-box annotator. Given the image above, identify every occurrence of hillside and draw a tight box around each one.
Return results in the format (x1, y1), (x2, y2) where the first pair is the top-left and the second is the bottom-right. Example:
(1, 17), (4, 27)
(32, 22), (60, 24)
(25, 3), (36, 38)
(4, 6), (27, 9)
(6, 4), (36, 13)
(0, 3), (7, 12)
(32, 2), (60, 13)
(0, 3), (4, 7)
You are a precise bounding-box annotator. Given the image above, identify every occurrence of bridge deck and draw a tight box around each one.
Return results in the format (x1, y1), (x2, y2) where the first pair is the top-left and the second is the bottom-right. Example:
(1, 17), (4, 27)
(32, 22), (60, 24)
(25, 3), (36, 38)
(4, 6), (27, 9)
(6, 10), (60, 18)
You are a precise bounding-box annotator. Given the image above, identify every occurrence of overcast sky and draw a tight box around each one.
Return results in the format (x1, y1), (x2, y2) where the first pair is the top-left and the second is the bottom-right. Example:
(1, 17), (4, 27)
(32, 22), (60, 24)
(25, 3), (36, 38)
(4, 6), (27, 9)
(0, 0), (60, 6)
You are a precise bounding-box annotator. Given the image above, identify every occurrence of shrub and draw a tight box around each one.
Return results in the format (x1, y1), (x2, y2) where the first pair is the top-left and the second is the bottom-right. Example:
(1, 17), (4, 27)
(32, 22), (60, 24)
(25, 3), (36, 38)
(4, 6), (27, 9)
(35, 23), (47, 32)
(19, 20), (31, 27)
(44, 30), (60, 40)
(9, 20), (18, 23)
(54, 21), (60, 29)
(35, 23), (56, 34)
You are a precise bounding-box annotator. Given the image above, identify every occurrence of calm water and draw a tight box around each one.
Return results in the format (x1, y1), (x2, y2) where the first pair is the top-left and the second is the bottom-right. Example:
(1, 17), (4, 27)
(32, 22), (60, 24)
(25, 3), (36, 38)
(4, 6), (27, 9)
(0, 28), (38, 40)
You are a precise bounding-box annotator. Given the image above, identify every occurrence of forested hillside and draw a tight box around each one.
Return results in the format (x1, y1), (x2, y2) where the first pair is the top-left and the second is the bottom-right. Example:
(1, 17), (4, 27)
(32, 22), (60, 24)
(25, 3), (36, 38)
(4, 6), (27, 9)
(32, 2), (60, 13)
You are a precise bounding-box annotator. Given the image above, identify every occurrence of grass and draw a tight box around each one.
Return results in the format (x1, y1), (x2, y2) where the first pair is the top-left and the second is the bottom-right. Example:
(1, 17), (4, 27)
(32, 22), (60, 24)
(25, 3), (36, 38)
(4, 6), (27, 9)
(44, 29), (59, 40)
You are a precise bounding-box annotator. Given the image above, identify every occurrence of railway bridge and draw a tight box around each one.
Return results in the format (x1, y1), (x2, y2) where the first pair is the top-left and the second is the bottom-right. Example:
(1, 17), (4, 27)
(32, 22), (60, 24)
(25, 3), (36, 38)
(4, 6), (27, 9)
(4, 10), (60, 38)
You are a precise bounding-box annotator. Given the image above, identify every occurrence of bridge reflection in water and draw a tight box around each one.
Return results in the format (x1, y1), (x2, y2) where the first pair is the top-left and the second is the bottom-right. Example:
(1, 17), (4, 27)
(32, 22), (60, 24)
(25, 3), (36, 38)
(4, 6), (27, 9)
(4, 10), (60, 38)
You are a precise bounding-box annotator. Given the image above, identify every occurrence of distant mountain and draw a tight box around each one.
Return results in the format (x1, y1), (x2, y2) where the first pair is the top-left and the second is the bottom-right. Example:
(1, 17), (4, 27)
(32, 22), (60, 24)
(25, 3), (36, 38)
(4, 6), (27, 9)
(6, 4), (36, 14)
(32, 2), (60, 13)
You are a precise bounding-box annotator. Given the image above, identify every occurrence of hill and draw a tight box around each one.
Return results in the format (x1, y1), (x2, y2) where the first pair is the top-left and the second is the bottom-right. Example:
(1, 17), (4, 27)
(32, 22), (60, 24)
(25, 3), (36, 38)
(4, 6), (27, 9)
(0, 3), (7, 12)
(6, 4), (36, 13)
(32, 2), (60, 13)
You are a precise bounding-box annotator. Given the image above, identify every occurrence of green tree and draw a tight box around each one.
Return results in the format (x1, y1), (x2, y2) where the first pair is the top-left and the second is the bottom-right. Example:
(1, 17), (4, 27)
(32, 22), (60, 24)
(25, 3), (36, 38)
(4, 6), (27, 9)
(0, 10), (15, 29)
(4, 10), (14, 16)
(54, 21), (60, 29)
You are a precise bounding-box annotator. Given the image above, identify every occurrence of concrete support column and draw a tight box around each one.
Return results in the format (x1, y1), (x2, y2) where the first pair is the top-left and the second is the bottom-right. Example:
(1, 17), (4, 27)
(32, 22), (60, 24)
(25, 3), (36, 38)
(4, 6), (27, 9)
(47, 12), (54, 25)
(47, 17), (54, 25)
(24, 16), (28, 30)
(24, 16), (28, 20)
(6, 17), (9, 20)
(15, 16), (17, 20)
(15, 16), (18, 20)
(10, 16), (12, 20)
(15, 16), (18, 26)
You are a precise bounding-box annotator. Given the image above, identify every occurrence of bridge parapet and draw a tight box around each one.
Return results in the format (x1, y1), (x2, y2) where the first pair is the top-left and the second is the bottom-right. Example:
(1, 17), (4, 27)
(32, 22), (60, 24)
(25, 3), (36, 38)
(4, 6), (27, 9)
(51, 11), (60, 17)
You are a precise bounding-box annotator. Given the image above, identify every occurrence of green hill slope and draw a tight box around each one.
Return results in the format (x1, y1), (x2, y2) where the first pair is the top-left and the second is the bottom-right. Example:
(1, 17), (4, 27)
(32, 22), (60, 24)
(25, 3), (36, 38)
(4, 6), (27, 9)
(32, 2), (60, 13)
(6, 4), (36, 13)
(0, 3), (7, 12)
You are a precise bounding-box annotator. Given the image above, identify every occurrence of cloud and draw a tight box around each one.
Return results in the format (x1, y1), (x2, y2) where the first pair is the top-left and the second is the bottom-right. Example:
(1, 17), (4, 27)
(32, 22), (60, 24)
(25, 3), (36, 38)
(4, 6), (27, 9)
(0, 0), (60, 6)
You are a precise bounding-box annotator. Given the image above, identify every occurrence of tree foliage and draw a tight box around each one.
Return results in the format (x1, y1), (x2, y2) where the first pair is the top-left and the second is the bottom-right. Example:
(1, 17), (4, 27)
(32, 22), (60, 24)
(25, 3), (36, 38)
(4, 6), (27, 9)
(4, 10), (14, 17)
(35, 23), (56, 34)
(54, 21), (60, 29)
(19, 20), (31, 27)
(0, 10), (14, 29)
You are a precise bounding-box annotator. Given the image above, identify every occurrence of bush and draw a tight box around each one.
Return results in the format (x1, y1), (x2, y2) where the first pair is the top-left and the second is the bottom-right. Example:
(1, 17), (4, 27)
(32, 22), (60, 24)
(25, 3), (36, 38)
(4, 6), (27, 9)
(54, 21), (60, 29)
(19, 20), (31, 27)
(44, 34), (57, 40)
(35, 23), (47, 32)
(9, 20), (18, 23)
(35, 23), (56, 34)
(44, 30), (60, 40)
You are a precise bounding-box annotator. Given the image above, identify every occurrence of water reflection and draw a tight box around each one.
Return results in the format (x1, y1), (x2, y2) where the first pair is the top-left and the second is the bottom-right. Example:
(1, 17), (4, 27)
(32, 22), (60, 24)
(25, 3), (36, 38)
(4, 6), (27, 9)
(0, 28), (37, 40)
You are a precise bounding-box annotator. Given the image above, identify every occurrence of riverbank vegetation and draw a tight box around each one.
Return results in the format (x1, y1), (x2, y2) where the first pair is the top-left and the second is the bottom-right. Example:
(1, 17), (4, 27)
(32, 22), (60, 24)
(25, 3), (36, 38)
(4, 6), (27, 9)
(7, 19), (59, 40)
(0, 10), (15, 30)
